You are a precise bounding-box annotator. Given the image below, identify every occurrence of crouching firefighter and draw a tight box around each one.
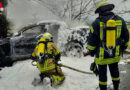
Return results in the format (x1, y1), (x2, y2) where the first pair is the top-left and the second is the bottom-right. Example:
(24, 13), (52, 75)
(31, 32), (65, 86)
(84, 0), (129, 90)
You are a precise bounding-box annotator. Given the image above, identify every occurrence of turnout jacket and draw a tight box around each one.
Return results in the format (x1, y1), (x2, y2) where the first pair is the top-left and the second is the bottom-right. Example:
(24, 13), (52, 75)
(88, 12), (129, 65)
(32, 38), (60, 72)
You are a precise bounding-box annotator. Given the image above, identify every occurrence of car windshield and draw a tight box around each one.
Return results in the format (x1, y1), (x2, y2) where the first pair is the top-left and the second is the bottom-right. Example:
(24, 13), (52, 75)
(22, 26), (46, 37)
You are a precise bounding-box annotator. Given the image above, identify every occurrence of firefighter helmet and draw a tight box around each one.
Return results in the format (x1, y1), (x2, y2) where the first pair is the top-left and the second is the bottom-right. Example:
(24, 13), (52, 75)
(43, 32), (53, 41)
(95, 0), (115, 13)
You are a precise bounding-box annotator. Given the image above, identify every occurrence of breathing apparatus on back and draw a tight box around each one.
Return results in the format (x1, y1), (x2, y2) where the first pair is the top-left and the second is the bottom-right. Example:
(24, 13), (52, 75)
(37, 38), (46, 64)
(103, 19), (116, 56)
(37, 32), (53, 64)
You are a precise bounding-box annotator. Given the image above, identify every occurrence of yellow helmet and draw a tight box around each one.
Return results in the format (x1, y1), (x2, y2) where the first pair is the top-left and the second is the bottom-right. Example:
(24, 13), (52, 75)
(42, 32), (53, 41)
(95, 0), (114, 13)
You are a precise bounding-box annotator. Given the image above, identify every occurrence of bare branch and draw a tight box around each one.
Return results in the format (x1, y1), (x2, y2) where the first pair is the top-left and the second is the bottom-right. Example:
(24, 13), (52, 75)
(72, 0), (93, 20)
(116, 10), (130, 14)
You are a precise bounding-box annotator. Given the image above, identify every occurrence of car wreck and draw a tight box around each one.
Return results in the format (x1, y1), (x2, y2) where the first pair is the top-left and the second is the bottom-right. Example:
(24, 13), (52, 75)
(0, 20), (90, 67)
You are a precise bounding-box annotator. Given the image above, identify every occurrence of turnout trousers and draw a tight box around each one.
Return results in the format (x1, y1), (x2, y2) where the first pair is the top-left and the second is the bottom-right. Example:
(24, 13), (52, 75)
(98, 62), (120, 90)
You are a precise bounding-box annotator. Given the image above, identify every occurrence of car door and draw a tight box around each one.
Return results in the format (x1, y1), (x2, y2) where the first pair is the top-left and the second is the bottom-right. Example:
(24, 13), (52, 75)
(11, 24), (47, 60)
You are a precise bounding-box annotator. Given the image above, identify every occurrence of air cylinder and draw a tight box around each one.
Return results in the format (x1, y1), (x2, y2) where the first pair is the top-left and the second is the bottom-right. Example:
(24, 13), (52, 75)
(106, 20), (116, 48)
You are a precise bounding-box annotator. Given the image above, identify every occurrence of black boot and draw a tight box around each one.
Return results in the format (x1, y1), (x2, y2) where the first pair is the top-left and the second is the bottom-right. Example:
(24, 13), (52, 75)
(39, 73), (45, 81)
(113, 81), (120, 90)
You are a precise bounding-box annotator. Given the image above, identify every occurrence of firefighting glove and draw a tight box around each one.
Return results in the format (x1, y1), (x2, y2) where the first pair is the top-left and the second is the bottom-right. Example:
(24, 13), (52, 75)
(120, 39), (127, 51)
(120, 45), (127, 52)
(90, 62), (99, 76)
(55, 53), (61, 64)
(30, 55), (37, 61)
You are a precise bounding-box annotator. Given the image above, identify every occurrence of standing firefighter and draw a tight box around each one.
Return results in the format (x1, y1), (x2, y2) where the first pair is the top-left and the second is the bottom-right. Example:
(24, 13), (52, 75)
(31, 32), (65, 86)
(0, 14), (13, 68)
(85, 0), (129, 90)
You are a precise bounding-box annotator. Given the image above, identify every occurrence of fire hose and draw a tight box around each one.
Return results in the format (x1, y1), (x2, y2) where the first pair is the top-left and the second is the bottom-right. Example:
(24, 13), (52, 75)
(31, 61), (93, 75)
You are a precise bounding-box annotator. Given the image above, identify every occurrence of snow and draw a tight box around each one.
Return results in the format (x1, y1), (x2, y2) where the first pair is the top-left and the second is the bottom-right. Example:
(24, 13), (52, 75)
(70, 26), (90, 31)
(0, 56), (114, 90)
(2, 0), (130, 89)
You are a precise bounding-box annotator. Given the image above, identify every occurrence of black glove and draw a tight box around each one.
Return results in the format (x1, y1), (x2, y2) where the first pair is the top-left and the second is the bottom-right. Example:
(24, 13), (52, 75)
(120, 45), (127, 51)
(89, 50), (95, 57)
(119, 39), (127, 51)
(30, 55), (37, 61)
(90, 62), (98, 76)
(55, 53), (61, 64)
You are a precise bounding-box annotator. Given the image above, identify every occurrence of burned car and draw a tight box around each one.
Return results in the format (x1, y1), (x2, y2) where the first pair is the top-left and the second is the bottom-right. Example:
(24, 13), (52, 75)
(10, 21), (66, 61)
(0, 20), (69, 61)
(0, 21), (90, 64)
(0, 37), (13, 67)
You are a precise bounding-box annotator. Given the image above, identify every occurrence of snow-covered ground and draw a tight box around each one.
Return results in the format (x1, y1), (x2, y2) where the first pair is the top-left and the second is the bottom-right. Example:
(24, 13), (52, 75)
(0, 56), (120, 90)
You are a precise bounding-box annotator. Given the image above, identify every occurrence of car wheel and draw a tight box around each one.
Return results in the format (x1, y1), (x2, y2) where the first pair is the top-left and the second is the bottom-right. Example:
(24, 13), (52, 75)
(65, 42), (83, 57)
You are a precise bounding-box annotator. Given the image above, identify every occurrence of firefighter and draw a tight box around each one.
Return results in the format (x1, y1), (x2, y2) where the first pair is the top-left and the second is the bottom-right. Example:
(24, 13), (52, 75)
(31, 32), (65, 86)
(0, 14), (13, 68)
(85, 0), (129, 90)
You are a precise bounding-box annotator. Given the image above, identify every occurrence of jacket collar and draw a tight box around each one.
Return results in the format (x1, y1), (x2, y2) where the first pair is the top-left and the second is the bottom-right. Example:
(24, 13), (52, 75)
(99, 11), (114, 16)
(98, 12), (115, 22)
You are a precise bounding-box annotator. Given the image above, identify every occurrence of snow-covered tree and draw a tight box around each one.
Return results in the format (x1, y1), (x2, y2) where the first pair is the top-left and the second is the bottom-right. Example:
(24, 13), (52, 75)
(31, 0), (95, 22)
